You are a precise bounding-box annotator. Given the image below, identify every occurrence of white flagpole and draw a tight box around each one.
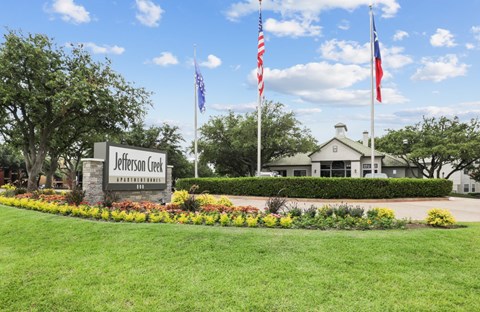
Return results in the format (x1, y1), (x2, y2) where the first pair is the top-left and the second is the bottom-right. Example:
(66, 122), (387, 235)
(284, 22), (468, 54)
(194, 45), (199, 178)
(257, 1), (262, 177)
(369, 5), (375, 177)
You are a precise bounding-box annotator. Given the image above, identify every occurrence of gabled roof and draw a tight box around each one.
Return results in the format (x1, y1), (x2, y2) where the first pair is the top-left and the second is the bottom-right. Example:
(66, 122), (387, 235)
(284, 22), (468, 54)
(265, 153), (312, 166)
(309, 137), (384, 157)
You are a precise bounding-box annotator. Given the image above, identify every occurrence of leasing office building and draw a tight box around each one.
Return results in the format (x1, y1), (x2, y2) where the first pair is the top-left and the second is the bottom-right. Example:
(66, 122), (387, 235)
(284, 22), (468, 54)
(264, 123), (479, 193)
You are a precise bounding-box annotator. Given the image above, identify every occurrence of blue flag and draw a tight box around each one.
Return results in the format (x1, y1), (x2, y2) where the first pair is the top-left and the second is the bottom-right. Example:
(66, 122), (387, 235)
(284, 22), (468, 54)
(195, 61), (206, 113)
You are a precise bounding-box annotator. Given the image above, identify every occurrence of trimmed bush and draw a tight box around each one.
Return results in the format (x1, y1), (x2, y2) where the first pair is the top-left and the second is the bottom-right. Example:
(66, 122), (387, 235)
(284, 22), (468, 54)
(176, 177), (452, 199)
(426, 208), (456, 227)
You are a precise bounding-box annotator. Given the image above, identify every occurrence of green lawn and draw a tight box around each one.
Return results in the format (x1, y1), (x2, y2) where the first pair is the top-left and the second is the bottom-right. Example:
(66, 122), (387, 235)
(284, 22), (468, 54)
(1, 205), (479, 312)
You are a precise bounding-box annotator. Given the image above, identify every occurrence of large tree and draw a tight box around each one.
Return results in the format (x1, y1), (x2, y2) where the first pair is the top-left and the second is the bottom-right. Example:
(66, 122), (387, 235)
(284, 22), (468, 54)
(375, 116), (480, 179)
(0, 31), (150, 191)
(119, 122), (214, 181)
(197, 101), (318, 176)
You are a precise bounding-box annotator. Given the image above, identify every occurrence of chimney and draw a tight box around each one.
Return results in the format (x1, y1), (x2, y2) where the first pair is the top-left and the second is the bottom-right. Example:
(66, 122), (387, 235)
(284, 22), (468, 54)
(363, 131), (369, 146)
(334, 123), (348, 138)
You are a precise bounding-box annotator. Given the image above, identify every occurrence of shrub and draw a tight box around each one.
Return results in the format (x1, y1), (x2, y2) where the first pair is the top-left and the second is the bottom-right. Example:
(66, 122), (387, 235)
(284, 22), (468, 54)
(219, 213), (230, 226)
(191, 213), (204, 225)
(176, 213), (190, 224)
(171, 190), (189, 205)
(1, 183), (16, 190)
(176, 177), (452, 199)
(287, 202), (302, 217)
(65, 189), (86, 206)
(350, 207), (365, 218)
(426, 209), (456, 227)
(233, 215), (245, 227)
(265, 190), (288, 214)
(304, 205), (317, 218)
(280, 216), (293, 228)
(318, 205), (334, 218)
(204, 215), (217, 226)
(246, 216), (259, 227)
(180, 196), (200, 212)
(101, 210), (110, 221)
(197, 194), (217, 207)
(374, 208), (395, 220)
(263, 214), (278, 228)
(134, 212), (146, 223)
(216, 195), (233, 207)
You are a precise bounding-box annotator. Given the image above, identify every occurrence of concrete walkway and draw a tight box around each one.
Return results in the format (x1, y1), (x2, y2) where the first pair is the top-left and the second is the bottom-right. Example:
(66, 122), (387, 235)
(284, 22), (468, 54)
(226, 196), (480, 222)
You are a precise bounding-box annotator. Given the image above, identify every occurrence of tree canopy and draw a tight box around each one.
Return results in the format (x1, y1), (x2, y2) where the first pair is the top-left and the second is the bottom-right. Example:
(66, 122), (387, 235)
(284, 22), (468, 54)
(119, 122), (214, 181)
(0, 30), (151, 191)
(197, 101), (318, 176)
(375, 116), (480, 179)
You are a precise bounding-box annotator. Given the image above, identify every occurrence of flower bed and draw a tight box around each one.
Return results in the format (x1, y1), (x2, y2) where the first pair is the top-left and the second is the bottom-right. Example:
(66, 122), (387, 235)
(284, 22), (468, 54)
(0, 194), (409, 230)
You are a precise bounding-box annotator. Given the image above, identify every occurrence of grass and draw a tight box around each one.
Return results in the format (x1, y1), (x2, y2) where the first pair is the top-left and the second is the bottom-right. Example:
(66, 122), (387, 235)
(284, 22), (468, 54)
(1, 205), (479, 311)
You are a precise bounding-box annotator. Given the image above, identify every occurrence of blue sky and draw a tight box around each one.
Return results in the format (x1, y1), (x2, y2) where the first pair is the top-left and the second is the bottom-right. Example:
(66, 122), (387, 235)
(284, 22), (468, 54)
(1, 0), (480, 147)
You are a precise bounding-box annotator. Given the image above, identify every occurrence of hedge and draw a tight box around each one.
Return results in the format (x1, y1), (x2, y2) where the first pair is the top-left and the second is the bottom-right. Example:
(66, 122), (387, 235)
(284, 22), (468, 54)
(175, 177), (453, 199)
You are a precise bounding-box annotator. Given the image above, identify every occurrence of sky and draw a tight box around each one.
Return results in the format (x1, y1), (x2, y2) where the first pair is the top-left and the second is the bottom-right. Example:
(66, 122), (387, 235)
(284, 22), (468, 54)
(1, 0), (480, 148)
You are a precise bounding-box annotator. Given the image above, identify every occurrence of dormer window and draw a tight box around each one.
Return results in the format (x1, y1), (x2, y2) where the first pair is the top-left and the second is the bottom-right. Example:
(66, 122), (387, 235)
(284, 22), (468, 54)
(333, 145), (338, 153)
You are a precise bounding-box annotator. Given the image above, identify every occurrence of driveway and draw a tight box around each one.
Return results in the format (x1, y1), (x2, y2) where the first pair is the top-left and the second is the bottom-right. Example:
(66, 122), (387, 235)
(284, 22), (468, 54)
(226, 196), (480, 222)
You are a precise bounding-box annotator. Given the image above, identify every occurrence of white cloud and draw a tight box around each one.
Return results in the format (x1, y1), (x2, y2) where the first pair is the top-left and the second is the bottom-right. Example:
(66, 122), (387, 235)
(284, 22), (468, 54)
(466, 43), (475, 50)
(264, 18), (321, 37)
(248, 62), (407, 105)
(226, 0), (400, 22)
(472, 26), (480, 40)
(338, 20), (350, 31)
(430, 28), (456, 47)
(394, 105), (480, 120)
(294, 108), (322, 115)
(393, 30), (409, 41)
(411, 54), (468, 82)
(318, 39), (413, 69)
(135, 0), (163, 27)
(211, 102), (257, 113)
(152, 52), (178, 66)
(82, 42), (125, 55)
(50, 0), (90, 24)
(200, 55), (222, 69)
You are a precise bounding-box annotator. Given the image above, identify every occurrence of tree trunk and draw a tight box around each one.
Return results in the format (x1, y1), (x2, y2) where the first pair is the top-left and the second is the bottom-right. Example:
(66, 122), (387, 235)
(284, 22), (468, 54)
(24, 148), (47, 192)
(45, 157), (58, 189)
(26, 164), (42, 192)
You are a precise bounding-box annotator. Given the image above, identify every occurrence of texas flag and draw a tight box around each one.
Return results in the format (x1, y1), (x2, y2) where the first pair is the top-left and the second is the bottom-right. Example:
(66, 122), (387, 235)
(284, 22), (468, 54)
(372, 14), (383, 103)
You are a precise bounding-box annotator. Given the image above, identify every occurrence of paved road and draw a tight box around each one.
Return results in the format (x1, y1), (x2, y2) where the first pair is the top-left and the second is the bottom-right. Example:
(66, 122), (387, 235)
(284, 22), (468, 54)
(226, 196), (480, 222)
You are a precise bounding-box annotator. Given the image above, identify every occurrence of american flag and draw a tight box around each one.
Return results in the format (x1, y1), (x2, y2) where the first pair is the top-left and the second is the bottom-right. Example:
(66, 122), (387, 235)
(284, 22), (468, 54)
(257, 2), (265, 98)
(195, 60), (206, 113)
(372, 14), (383, 102)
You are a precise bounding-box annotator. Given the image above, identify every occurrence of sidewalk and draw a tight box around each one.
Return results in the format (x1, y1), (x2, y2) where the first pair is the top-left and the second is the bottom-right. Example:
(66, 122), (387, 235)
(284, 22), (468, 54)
(225, 195), (480, 222)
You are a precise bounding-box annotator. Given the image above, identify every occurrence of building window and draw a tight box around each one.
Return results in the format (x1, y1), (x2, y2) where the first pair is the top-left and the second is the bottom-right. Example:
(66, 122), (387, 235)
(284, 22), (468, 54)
(320, 162), (351, 177)
(472, 184), (476, 193)
(321, 164), (331, 177)
(276, 170), (287, 177)
(464, 184), (469, 193)
(362, 163), (378, 176)
(332, 161), (345, 177)
(293, 170), (307, 177)
(332, 145), (338, 153)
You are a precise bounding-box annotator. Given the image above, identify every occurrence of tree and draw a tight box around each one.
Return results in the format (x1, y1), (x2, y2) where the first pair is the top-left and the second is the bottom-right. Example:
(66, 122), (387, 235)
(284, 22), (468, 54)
(375, 116), (480, 179)
(197, 101), (318, 176)
(119, 122), (213, 181)
(0, 31), (150, 191)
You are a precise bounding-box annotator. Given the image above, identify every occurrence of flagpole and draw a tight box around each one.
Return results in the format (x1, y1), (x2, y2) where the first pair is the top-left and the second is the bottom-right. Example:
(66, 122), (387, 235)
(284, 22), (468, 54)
(194, 44), (199, 178)
(257, 0), (262, 177)
(369, 5), (375, 177)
